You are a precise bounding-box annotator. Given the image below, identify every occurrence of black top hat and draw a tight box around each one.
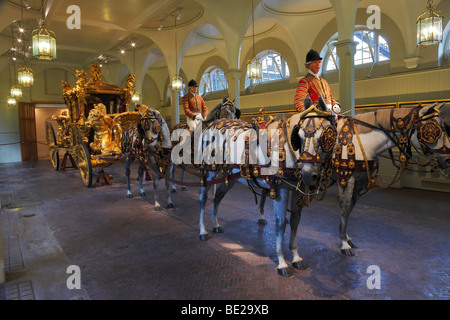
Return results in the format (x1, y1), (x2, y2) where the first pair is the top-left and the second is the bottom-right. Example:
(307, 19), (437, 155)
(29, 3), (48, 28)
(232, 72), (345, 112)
(188, 79), (198, 87)
(306, 50), (322, 64)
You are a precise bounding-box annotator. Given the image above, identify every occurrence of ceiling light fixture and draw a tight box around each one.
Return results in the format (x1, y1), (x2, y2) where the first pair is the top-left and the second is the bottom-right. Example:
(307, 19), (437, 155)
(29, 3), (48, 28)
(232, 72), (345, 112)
(417, 0), (443, 46)
(18, 65), (34, 87)
(32, 7), (57, 60)
(131, 41), (141, 104)
(171, 11), (183, 92)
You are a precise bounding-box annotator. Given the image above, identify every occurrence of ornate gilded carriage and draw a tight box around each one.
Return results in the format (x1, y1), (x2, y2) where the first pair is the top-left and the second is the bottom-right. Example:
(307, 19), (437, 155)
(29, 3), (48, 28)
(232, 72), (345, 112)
(45, 62), (141, 187)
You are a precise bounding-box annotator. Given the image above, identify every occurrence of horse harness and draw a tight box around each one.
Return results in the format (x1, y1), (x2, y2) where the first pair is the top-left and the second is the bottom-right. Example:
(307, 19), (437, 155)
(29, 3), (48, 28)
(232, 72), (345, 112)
(334, 103), (449, 189)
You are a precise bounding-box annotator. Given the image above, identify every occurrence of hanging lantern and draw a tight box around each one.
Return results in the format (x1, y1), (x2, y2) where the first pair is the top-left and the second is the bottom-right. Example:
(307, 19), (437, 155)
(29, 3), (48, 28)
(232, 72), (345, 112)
(246, 0), (262, 81)
(172, 75), (183, 92)
(246, 57), (262, 80)
(7, 95), (17, 106)
(18, 65), (34, 87)
(10, 84), (23, 99)
(416, 0), (443, 46)
(32, 24), (57, 60)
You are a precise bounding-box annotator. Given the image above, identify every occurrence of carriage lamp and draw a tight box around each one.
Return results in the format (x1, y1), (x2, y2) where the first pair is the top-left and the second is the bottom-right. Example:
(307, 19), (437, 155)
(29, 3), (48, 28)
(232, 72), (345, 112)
(10, 84), (23, 99)
(7, 95), (17, 106)
(18, 65), (34, 87)
(172, 75), (183, 92)
(132, 91), (141, 104)
(32, 23), (57, 60)
(417, 0), (443, 46)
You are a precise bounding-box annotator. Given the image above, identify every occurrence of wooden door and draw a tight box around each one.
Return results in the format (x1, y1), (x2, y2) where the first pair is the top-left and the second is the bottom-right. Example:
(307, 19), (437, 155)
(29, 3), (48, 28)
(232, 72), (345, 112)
(18, 102), (37, 163)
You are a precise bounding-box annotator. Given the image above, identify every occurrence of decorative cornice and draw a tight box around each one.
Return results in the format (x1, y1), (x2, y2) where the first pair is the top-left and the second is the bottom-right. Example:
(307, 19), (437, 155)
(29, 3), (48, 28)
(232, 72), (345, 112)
(261, 1), (334, 16)
(139, 8), (204, 32)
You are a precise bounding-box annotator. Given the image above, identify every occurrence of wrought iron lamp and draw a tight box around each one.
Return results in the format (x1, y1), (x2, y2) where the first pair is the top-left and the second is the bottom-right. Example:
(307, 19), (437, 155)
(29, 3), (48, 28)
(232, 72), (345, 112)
(171, 10), (183, 92)
(417, 0), (443, 46)
(246, 0), (262, 81)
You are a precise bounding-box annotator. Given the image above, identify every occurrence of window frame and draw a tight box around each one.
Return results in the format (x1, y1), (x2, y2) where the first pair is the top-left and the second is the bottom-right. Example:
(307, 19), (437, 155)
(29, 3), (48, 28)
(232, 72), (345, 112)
(245, 50), (290, 89)
(324, 29), (391, 72)
(199, 66), (228, 97)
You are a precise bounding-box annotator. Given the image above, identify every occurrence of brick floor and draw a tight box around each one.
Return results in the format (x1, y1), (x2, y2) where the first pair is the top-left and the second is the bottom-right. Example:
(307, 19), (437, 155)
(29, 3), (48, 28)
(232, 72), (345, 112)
(0, 160), (448, 301)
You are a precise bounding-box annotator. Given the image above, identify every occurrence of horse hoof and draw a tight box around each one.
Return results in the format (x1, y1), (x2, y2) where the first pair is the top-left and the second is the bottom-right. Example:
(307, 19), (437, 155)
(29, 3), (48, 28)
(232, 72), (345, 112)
(341, 248), (355, 256)
(277, 268), (293, 277)
(213, 227), (224, 233)
(167, 203), (175, 208)
(127, 194), (133, 199)
(181, 186), (187, 191)
(154, 206), (161, 211)
(140, 192), (147, 197)
(199, 234), (210, 241)
(292, 261), (308, 270)
(258, 219), (268, 226)
(347, 240), (357, 248)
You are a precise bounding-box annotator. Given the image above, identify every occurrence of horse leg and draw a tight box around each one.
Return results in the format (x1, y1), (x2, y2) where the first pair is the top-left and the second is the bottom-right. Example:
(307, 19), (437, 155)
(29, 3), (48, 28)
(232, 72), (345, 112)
(151, 169), (162, 211)
(199, 185), (212, 241)
(289, 190), (308, 270)
(338, 178), (359, 256)
(210, 180), (235, 233)
(181, 166), (187, 191)
(273, 187), (292, 277)
(124, 156), (133, 198)
(257, 188), (269, 225)
(137, 163), (146, 196)
(165, 166), (175, 208)
(171, 164), (178, 193)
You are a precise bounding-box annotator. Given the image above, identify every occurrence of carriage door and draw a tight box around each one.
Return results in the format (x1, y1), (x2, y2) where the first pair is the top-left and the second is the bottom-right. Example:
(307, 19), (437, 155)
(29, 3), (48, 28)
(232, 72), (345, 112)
(18, 102), (37, 164)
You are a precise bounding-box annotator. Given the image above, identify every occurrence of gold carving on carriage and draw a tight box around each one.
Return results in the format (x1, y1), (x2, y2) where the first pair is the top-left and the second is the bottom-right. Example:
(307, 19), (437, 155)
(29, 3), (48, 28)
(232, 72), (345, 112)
(45, 61), (141, 187)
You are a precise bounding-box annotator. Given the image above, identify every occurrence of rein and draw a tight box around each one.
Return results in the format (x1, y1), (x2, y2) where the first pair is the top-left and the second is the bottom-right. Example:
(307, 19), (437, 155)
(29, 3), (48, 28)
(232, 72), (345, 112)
(337, 104), (448, 188)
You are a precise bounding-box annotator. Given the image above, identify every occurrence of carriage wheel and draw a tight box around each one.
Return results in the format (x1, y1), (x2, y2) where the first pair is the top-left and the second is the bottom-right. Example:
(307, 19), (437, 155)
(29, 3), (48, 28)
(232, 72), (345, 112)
(45, 121), (60, 170)
(77, 143), (93, 187)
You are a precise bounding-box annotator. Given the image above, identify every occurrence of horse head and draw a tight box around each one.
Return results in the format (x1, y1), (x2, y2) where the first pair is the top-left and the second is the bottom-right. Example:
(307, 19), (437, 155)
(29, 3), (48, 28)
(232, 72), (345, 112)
(138, 106), (171, 151)
(412, 103), (450, 170)
(204, 96), (239, 124)
(291, 109), (336, 191)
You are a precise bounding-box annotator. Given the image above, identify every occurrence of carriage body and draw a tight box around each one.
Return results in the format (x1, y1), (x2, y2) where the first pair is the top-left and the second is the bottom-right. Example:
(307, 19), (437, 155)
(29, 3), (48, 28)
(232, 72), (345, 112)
(45, 62), (141, 187)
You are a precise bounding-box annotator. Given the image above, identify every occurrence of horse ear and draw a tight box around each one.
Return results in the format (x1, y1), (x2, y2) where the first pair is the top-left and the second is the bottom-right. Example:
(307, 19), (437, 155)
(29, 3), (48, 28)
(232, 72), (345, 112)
(317, 95), (327, 111)
(235, 108), (241, 119)
(418, 103), (438, 117)
(222, 96), (229, 104)
(304, 96), (312, 109)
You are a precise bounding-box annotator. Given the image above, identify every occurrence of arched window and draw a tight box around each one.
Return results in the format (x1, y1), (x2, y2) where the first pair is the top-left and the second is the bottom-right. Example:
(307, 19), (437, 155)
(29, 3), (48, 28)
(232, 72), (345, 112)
(245, 50), (290, 88)
(199, 67), (227, 96)
(325, 30), (390, 71)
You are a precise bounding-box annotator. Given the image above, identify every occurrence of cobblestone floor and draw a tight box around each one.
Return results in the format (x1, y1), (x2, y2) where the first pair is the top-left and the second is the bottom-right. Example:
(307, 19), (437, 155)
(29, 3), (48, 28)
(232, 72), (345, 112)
(0, 160), (449, 301)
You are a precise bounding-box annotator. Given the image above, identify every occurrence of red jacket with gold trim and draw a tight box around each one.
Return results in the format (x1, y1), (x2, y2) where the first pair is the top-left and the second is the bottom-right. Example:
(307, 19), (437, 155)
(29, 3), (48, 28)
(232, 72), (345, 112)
(182, 92), (208, 119)
(294, 73), (336, 112)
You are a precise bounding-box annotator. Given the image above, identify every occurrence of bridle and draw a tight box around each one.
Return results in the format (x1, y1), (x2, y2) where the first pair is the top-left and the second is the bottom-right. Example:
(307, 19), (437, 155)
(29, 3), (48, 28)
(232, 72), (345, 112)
(289, 111), (337, 204)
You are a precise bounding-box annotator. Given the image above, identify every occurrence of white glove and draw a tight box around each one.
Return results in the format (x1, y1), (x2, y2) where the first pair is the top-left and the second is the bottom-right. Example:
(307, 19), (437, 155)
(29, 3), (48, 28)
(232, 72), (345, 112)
(332, 103), (341, 113)
(195, 114), (203, 121)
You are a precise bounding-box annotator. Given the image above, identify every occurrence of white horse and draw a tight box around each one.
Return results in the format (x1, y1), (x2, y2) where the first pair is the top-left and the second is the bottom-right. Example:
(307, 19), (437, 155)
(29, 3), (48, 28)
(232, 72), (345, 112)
(301, 103), (450, 256)
(170, 97), (240, 193)
(195, 103), (335, 276)
(122, 106), (175, 211)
